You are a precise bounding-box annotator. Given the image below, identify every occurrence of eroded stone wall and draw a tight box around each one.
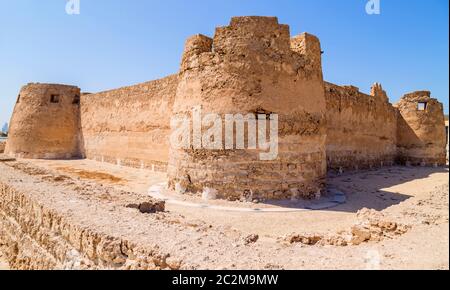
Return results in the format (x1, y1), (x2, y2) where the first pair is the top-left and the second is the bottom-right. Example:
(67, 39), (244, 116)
(5, 84), (82, 159)
(325, 82), (398, 171)
(80, 75), (178, 171)
(168, 17), (327, 200)
(0, 162), (171, 270)
(395, 91), (446, 166)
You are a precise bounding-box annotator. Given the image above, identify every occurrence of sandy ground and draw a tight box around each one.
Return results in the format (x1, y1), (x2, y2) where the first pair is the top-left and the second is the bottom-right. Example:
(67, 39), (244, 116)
(0, 255), (8, 270)
(32, 159), (449, 238)
(1, 158), (449, 270)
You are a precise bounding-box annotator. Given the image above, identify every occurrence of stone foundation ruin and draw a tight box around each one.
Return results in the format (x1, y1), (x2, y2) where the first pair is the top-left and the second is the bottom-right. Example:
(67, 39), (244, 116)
(4, 16), (447, 201)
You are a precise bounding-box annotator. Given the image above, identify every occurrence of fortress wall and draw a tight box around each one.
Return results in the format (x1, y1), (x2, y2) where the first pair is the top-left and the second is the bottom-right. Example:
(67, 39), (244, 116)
(325, 82), (398, 171)
(80, 75), (178, 171)
(395, 91), (447, 166)
(5, 84), (82, 159)
(168, 17), (327, 200)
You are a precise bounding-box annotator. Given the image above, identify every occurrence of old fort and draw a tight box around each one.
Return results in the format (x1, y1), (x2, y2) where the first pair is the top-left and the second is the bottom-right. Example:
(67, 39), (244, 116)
(3, 16), (447, 201)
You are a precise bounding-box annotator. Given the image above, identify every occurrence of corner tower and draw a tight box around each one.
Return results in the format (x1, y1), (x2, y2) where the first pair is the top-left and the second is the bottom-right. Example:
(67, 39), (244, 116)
(395, 91), (446, 166)
(168, 17), (327, 200)
(5, 83), (83, 159)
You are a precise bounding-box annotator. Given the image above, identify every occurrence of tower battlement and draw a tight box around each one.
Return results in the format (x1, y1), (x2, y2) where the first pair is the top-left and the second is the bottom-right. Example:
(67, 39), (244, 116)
(181, 17), (323, 80)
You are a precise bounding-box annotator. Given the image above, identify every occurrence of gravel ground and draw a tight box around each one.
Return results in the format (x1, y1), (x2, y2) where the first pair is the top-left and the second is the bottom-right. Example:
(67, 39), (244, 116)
(0, 158), (448, 270)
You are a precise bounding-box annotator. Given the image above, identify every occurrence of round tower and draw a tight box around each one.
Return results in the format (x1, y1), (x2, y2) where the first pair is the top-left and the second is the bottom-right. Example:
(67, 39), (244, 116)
(168, 17), (327, 200)
(395, 91), (446, 166)
(5, 83), (83, 159)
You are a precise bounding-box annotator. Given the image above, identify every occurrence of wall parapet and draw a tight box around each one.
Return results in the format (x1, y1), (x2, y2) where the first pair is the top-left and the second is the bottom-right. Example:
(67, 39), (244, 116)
(80, 74), (179, 168)
(325, 82), (398, 171)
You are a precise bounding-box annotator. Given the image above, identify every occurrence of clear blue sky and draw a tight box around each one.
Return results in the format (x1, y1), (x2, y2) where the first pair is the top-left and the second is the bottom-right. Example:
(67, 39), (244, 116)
(0, 0), (448, 127)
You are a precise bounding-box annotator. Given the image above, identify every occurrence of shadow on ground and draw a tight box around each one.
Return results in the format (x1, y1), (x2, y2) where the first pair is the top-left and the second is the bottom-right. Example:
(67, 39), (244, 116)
(264, 166), (449, 213)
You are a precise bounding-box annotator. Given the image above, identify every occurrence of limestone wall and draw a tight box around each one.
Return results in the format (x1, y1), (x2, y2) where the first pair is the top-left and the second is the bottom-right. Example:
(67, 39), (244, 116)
(5, 84), (82, 159)
(0, 162), (171, 270)
(0, 141), (5, 153)
(395, 91), (446, 166)
(80, 75), (178, 171)
(325, 82), (398, 171)
(168, 17), (327, 200)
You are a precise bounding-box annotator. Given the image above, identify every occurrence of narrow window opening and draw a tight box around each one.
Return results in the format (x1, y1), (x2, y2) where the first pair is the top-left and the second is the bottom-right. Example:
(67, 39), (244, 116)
(73, 95), (80, 105)
(50, 94), (60, 104)
(417, 102), (427, 111)
(16, 94), (21, 103)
